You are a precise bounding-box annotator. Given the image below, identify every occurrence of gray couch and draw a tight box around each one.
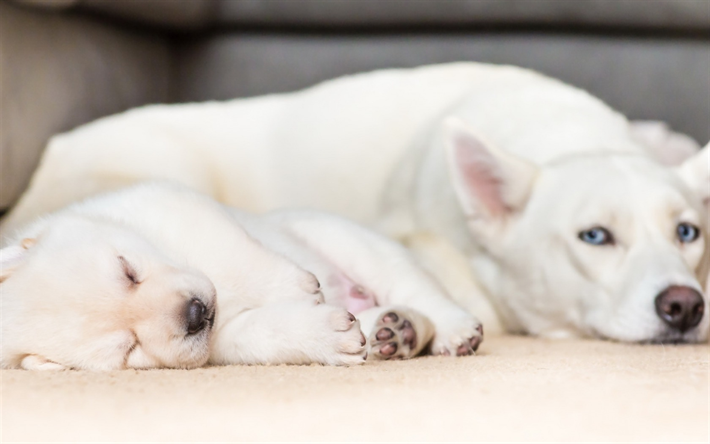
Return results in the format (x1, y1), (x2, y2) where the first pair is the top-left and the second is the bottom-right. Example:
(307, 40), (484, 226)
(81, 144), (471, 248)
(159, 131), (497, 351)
(1, 0), (708, 210)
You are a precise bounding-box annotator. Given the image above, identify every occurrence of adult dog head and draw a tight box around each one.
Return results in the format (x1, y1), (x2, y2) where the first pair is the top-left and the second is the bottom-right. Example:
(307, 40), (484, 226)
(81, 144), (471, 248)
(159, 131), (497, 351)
(1, 215), (216, 370)
(443, 119), (708, 343)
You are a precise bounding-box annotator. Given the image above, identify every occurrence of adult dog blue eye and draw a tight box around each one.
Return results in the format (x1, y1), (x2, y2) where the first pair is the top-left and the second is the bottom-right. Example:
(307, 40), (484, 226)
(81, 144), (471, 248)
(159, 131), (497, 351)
(578, 227), (614, 246)
(677, 223), (700, 243)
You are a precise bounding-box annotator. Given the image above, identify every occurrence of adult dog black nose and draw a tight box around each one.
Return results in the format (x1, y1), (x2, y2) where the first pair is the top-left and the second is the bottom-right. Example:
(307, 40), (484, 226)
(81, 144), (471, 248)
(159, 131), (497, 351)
(185, 298), (208, 334)
(654, 286), (705, 332)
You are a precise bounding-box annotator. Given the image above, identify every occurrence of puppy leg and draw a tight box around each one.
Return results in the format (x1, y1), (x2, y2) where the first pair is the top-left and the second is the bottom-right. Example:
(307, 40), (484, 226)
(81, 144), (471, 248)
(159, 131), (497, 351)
(282, 213), (484, 356)
(358, 306), (435, 360)
(209, 301), (367, 366)
(402, 232), (508, 355)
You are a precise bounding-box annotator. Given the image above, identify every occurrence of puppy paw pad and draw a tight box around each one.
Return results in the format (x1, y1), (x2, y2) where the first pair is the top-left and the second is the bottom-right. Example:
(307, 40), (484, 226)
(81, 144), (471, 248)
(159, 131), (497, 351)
(432, 319), (484, 357)
(368, 310), (419, 360)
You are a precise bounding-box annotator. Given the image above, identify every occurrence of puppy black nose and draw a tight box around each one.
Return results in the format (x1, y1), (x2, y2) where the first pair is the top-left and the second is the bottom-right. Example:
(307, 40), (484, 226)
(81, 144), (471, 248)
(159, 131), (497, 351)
(655, 286), (705, 333)
(185, 298), (208, 334)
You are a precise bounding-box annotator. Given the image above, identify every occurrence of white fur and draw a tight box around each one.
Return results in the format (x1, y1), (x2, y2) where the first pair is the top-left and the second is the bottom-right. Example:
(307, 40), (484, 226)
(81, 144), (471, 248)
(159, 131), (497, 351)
(2, 62), (708, 343)
(629, 121), (702, 166)
(1, 183), (480, 369)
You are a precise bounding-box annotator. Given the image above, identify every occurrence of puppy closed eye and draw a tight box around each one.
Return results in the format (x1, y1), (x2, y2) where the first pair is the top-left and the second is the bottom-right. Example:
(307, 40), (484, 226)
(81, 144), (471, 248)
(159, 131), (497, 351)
(118, 256), (140, 285)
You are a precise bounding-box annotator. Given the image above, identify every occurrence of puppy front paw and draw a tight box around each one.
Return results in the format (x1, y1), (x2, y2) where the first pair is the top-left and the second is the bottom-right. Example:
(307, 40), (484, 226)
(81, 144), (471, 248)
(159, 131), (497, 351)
(318, 306), (367, 366)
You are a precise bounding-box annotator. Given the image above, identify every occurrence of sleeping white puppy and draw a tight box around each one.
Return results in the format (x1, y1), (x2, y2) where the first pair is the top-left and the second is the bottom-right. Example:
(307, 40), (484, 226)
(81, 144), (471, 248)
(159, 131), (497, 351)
(1, 183), (481, 370)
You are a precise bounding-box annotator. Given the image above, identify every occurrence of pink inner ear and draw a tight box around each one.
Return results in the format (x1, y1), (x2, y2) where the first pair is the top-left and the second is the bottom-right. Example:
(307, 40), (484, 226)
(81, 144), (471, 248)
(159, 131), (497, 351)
(454, 135), (508, 218)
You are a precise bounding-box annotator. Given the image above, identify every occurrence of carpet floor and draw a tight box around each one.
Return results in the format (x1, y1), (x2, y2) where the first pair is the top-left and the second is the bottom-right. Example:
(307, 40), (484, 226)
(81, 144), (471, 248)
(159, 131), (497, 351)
(1, 335), (707, 442)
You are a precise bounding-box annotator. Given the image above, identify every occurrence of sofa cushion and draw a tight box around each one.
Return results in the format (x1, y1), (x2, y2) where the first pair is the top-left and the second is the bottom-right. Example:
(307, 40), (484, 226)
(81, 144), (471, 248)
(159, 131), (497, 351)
(9, 0), (216, 29)
(215, 0), (710, 31)
(10, 0), (78, 9)
(175, 32), (710, 144)
(10, 0), (710, 31)
(0, 1), (171, 208)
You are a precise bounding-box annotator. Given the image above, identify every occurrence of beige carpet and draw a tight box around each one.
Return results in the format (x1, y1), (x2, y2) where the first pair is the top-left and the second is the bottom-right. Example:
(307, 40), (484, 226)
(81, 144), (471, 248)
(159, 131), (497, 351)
(1, 336), (708, 442)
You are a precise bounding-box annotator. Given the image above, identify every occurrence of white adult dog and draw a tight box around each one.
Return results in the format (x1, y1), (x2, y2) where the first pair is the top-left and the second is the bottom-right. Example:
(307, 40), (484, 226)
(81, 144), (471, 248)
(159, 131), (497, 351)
(1, 183), (482, 370)
(2, 63), (708, 343)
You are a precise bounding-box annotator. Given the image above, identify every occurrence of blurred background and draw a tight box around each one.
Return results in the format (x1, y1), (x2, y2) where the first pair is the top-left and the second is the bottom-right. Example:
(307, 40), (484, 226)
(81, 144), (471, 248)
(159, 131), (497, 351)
(1, 0), (709, 212)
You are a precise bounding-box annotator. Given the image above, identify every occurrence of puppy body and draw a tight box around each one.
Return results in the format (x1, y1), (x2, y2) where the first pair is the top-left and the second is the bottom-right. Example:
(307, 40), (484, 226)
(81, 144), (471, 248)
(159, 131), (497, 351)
(3, 63), (708, 342)
(1, 184), (480, 369)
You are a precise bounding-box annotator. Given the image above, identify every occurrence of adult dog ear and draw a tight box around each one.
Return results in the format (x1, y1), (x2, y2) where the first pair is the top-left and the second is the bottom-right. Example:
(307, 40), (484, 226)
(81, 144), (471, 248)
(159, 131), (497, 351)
(629, 120), (700, 166)
(0, 238), (35, 282)
(677, 143), (709, 204)
(443, 118), (539, 220)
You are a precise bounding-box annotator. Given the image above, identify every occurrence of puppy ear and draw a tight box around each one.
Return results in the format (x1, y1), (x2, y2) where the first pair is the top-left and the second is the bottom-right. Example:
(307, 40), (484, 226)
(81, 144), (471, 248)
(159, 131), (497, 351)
(677, 143), (709, 203)
(629, 120), (700, 166)
(0, 238), (35, 282)
(443, 118), (539, 219)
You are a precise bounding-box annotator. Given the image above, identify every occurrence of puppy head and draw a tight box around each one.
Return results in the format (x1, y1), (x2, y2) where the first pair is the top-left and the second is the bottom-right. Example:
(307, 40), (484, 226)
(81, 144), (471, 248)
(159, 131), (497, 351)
(444, 119), (708, 342)
(1, 215), (216, 370)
